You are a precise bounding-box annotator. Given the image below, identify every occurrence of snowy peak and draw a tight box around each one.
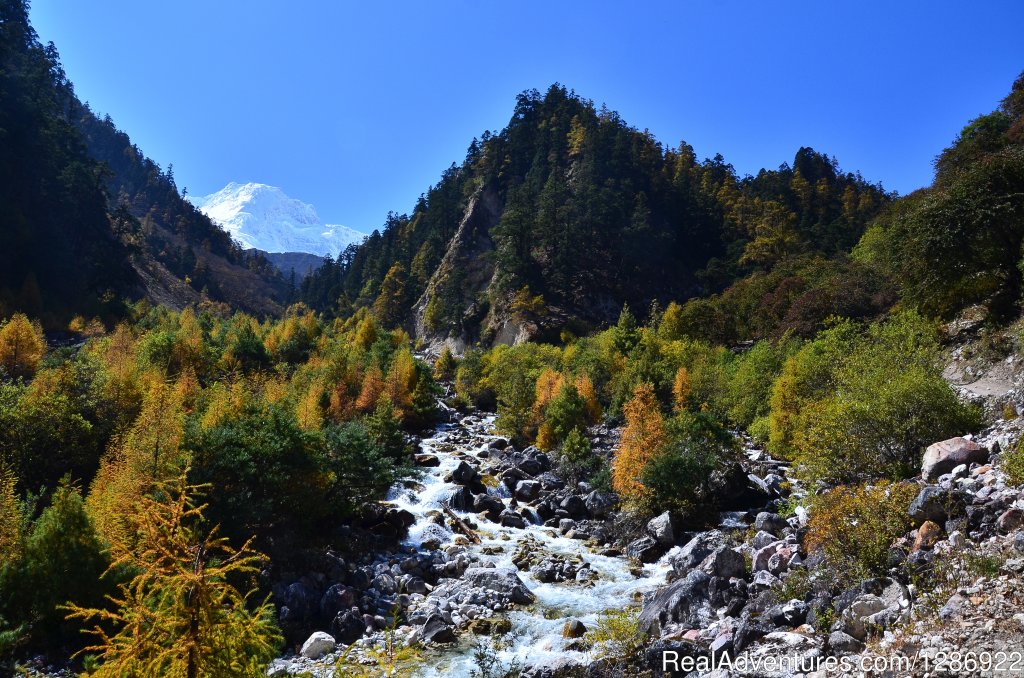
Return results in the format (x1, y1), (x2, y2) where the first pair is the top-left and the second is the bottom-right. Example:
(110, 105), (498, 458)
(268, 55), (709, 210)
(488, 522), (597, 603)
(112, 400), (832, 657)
(189, 182), (365, 257)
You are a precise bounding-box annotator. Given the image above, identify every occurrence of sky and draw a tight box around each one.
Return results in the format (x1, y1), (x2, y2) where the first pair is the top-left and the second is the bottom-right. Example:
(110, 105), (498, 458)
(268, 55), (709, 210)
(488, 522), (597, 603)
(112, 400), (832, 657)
(29, 1), (1024, 233)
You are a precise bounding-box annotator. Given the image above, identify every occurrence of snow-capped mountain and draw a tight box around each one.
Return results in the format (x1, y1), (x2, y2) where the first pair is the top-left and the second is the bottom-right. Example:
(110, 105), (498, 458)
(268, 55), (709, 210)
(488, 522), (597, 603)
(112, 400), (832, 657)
(189, 182), (365, 257)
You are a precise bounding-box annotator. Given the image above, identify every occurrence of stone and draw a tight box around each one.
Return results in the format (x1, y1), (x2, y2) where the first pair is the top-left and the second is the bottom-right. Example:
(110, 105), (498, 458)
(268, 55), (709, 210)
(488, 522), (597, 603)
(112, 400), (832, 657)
(1014, 531), (1024, 552)
(514, 479), (541, 502)
(753, 541), (785, 572)
(828, 630), (864, 656)
(499, 509), (526, 529)
(671, 531), (725, 574)
(998, 508), (1024, 533)
(752, 570), (781, 588)
(450, 461), (480, 485)
(912, 520), (943, 552)
(769, 599), (809, 627)
(414, 453), (440, 467)
(421, 613), (457, 643)
(559, 495), (587, 518)
(921, 437), (988, 481)
(562, 619), (587, 638)
(908, 486), (956, 526)
(751, 530), (778, 549)
(461, 567), (536, 605)
(839, 578), (910, 640)
(626, 536), (666, 564)
(300, 631), (336, 659)
(647, 511), (677, 545)
(754, 512), (788, 537)
(699, 546), (747, 579)
(638, 570), (713, 635)
(584, 490), (616, 519)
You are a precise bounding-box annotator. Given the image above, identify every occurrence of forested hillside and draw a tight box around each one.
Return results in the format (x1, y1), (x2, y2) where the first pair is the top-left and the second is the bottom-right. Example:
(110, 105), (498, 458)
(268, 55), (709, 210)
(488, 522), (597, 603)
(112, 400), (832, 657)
(300, 85), (893, 346)
(0, 1), (286, 327)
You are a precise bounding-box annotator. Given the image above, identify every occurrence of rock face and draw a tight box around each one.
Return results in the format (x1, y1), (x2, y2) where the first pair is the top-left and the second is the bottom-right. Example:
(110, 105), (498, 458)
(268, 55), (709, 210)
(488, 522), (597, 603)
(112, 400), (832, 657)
(300, 631), (336, 659)
(638, 570), (713, 635)
(921, 437), (988, 481)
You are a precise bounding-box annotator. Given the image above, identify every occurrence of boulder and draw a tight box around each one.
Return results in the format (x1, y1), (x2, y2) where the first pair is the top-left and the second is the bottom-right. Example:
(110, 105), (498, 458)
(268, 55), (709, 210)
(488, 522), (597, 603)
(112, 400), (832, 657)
(754, 512), (788, 537)
(559, 495), (587, 518)
(699, 546), (747, 579)
(827, 630), (864, 657)
(450, 461), (480, 485)
(998, 508), (1024, 533)
(514, 479), (541, 502)
(839, 578), (911, 640)
(499, 509), (527, 529)
(670, 531), (725, 575)
(584, 490), (616, 518)
(300, 631), (336, 659)
(421, 613), (457, 643)
(562, 619), (587, 638)
(462, 567), (536, 605)
(626, 536), (666, 563)
(912, 521), (942, 552)
(638, 569), (713, 635)
(921, 438), (988, 482)
(647, 511), (678, 545)
(414, 453), (440, 467)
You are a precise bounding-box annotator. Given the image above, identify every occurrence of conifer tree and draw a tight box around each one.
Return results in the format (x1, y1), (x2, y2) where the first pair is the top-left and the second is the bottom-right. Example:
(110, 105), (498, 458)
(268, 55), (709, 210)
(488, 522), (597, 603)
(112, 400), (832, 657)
(612, 383), (664, 500)
(0, 313), (45, 380)
(67, 473), (281, 678)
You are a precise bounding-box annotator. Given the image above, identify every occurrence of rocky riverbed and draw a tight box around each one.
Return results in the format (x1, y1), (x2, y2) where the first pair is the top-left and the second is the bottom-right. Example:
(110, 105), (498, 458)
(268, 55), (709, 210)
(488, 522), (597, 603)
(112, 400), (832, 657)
(267, 396), (1024, 678)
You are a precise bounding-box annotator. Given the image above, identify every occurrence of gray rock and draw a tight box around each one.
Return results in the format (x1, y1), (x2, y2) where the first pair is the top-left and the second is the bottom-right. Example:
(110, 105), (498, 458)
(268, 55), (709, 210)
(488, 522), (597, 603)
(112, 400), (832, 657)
(451, 460), (480, 485)
(559, 495), (587, 518)
(753, 541), (785, 572)
(752, 530), (778, 550)
(908, 486), (963, 526)
(499, 509), (527, 529)
(1014, 531), (1024, 553)
(671, 531), (725, 575)
(754, 512), (788, 537)
(300, 631), (336, 659)
(330, 609), (365, 644)
(752, 570), (781, 588)
(998, 508), (1024, 533)
(514, 479), (541, 502)
(840, 578), (910, 640)
(626, 536), (666, 564)
(699, 546), (747, 579)
(584, 490), (616, 518)
(462, 567), (536, 605)
(828, 630), (864, 656)
(638, 570), (713, 635)
(921, 438), (988, 481)
(647, 511), (677, 545)
(421, 613), (457, 643)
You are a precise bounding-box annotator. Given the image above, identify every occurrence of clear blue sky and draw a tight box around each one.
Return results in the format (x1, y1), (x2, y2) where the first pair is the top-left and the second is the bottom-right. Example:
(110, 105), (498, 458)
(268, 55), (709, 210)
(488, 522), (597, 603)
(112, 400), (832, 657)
(30, 0), (1024, 232)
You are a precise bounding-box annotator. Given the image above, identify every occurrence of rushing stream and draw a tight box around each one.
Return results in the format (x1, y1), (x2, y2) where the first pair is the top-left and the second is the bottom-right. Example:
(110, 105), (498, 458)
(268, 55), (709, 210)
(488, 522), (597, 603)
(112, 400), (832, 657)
(383, 411), (673, 676)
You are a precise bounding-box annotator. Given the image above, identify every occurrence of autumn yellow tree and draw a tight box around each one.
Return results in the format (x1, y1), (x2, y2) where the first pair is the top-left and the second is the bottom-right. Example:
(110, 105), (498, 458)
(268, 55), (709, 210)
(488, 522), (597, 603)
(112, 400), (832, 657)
(574, 373), (602, 424)
(68, 474), (281, 677)
(672, 367), (692, 412)
(356, 365), (385, 413)
(384, 349), (417, 416)
(0, 313), (46, 379)
(612, 383), (665, 501)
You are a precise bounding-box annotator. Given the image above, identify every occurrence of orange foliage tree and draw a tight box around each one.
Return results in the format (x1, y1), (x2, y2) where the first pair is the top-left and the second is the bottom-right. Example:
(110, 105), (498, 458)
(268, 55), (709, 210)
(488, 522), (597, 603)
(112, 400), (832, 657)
(612, 383), (665, 500)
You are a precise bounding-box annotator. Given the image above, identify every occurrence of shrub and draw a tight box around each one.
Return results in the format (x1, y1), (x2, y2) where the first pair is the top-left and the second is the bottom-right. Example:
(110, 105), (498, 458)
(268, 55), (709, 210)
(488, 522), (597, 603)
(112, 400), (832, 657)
(1003, 438), (1024, 486)
(805, 481), (917, 581)
(612, 383), (664, 500)
(556, 428), (605, 482)
(586, 607), (645, 663)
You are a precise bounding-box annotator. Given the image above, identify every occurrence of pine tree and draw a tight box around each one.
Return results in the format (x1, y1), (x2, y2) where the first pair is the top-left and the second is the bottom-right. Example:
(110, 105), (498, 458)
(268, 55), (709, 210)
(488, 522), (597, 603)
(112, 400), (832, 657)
(66, 473), (281, 678)
(613, 304), (640, 355)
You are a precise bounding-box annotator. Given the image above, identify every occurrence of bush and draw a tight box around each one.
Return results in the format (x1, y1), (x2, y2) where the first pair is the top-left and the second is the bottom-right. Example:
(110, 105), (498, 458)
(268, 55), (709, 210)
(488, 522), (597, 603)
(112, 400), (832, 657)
(805, 481), (917, 581)
(0, 481), (113, 655)
(1003, 438), (1024, 486)
(773, 312), (981, 484)
(586, 607), (645, 663)
(639, 411), (734, 520)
